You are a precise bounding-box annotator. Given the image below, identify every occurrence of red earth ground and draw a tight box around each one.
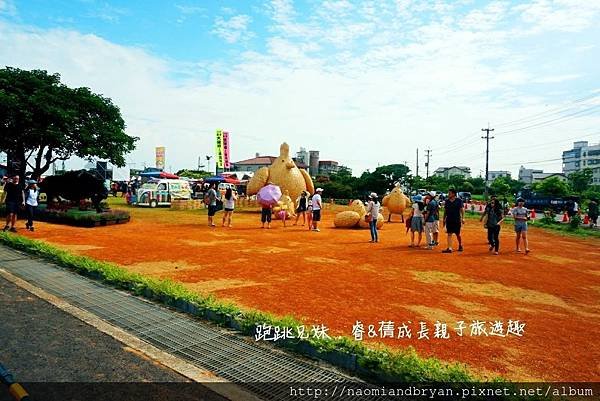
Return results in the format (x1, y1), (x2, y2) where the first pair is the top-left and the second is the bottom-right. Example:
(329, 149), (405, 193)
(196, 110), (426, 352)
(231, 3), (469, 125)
(18, 199), (600, 381)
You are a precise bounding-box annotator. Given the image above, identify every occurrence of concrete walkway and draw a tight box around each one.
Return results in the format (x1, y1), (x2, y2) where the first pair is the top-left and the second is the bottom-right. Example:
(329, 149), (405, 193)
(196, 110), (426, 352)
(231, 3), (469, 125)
(0, 244), (361, 401)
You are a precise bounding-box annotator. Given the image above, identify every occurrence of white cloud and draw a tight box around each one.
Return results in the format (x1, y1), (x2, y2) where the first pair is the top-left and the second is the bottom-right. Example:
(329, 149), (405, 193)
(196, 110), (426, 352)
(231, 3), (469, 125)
(175, 4), (205, 15)
(0, 0), (16, 16)
(212, 14), (253, 44)
(514, 0), (600, 33)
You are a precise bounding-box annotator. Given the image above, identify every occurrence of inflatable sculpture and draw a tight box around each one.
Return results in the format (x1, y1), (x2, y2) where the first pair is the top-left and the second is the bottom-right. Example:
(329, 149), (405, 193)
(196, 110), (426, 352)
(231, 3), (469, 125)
(334, 199), (384, 229)
(40, 170), (108, 213)
(247, 143), (315, 203)
(382, 185), (411, 222)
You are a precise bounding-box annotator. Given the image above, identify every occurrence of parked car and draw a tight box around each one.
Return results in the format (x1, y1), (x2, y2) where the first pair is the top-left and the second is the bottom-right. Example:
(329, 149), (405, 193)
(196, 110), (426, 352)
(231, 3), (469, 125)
(135, 179), (191, 207)
(457, 191), (472, 203)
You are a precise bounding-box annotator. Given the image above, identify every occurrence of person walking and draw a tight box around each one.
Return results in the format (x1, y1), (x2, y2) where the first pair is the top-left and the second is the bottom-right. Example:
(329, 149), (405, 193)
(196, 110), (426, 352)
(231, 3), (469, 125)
(409, 194), (425, 247)
(423, 191), (440, 250)
(588, 199), (599, 228)
(481, 195), (498, 249)
(293, 191), (309, 226)
(480, 197), (504, 254)
(24, 180), (40, 232)
(512, 198), (530, 254)
(2, 175), (24, 233)
(365, 192), (380, 243)
(221, 187), (237, 227)
(311, 188), (323, 232)
(205, 183), (218, 227)
(261, 203), (272, 229)
(441, 188), (465, 253)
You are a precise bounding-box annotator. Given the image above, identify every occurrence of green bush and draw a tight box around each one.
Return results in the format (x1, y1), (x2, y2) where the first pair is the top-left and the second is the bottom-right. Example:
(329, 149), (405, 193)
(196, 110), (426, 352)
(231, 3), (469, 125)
(568, 214), (581, 230)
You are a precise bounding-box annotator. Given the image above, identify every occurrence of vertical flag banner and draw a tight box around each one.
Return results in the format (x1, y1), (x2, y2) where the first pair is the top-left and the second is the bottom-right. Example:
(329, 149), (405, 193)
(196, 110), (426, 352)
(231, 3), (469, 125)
(223, 131), (231, 169)
(155, 147), (165, 170)
(215, 129), (224, 169)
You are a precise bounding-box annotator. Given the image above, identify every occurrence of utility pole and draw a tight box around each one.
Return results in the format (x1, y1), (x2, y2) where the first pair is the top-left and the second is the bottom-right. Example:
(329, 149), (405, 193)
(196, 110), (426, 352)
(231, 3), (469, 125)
(425, 149), (431, 179)
(481, 124), (495, 200)
(416, 148), (419, 177)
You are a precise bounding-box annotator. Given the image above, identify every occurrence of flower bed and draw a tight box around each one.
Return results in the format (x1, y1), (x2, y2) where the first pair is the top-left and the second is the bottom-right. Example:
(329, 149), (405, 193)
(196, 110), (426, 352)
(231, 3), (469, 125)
(0, 204), (130, 227)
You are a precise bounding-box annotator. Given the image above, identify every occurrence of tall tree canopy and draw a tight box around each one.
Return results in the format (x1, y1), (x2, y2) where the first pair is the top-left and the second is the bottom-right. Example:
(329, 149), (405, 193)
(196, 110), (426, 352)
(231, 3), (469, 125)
(0, 67), (137, 179)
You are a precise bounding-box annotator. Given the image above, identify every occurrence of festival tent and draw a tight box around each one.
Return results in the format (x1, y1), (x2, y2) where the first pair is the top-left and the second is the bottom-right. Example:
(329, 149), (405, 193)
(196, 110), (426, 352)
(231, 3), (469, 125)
(139, 171), (179, 179)
(203, 176), (226, 183)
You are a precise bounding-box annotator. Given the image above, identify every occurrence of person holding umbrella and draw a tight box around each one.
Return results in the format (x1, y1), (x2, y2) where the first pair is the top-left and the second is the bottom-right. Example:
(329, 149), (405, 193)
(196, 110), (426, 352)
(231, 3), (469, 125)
(257, 183), (282, 229)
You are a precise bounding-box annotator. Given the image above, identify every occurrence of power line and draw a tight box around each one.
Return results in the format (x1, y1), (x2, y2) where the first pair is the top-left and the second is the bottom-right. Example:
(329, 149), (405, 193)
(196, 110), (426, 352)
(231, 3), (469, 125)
(492, 131), (600, 155)
(494, 92), (600, 129)
(495, 104), (600, 136)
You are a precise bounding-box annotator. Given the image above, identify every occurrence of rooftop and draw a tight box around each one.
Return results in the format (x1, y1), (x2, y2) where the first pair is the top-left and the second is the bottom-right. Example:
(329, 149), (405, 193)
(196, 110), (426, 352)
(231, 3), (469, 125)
(233, 156), (276, 165)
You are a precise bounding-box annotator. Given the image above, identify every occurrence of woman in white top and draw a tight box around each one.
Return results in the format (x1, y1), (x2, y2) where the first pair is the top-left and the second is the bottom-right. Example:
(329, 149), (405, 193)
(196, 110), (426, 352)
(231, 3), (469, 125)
(221, 187), (237, 227)
(25, 180), (39, 231)
(366, 192), (380, 243)
(409, 194), (425, 247)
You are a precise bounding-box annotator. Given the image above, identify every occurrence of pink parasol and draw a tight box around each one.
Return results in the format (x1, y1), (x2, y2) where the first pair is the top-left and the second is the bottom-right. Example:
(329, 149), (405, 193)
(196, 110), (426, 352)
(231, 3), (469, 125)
(257, 184), (282, 207)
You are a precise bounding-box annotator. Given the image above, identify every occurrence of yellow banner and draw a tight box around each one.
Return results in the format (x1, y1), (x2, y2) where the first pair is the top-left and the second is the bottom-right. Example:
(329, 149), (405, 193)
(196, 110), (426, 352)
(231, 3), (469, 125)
(215, 130), (224, 169)
(155, 146), (165, 169)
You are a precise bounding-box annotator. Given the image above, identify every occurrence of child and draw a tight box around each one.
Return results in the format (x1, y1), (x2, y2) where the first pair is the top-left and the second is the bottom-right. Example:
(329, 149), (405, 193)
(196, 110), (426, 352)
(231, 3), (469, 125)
(278, 210), (287, 227)
(306, 199), (313, 230)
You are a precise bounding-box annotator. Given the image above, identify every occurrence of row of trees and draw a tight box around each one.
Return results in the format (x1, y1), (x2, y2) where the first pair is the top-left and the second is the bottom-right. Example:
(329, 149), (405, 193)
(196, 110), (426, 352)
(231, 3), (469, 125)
(315, 164), (499, 199)
(316, 165), (600, 203)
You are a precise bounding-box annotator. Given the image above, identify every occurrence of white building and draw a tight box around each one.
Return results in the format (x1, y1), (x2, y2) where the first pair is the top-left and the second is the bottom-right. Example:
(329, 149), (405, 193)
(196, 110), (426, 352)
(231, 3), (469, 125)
(519, 165), (566, 185)
(562, 141), (600, 184)
(433, 166), (471, 179)
(487, 170), (511, 183)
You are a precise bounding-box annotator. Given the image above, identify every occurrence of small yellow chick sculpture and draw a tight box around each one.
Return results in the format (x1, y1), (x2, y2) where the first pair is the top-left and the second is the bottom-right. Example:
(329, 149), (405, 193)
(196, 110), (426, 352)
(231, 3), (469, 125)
(382, 185), (411, 222)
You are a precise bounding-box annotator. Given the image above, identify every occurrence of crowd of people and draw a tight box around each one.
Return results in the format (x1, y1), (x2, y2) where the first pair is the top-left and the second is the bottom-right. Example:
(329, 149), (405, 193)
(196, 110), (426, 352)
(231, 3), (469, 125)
(199, 184), (535, 254)
(3, 174), (600, 255)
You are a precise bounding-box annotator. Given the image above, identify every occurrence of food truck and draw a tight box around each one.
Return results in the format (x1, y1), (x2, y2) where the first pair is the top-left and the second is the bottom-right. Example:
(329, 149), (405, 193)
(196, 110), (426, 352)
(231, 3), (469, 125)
(135, 179), (191, 207)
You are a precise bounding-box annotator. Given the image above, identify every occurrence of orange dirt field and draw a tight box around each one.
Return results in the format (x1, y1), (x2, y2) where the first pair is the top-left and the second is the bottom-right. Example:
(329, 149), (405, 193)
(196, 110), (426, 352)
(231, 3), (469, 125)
(18, 199), (600, 381)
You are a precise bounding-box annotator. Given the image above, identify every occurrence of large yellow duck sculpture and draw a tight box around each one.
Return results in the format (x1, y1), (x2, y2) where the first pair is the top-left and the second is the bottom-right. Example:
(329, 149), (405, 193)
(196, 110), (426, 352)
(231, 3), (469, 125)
(247, 143), (315, 202)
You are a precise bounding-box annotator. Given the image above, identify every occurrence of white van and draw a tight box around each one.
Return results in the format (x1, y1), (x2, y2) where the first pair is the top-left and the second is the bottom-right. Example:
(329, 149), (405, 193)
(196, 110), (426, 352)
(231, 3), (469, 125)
(218, 182), (238, 194)
(136, 179), (191, 207)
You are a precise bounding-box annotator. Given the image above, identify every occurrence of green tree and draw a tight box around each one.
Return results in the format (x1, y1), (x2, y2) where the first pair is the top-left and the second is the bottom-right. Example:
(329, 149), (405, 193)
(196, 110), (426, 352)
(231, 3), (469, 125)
(533, 177), (570, 197)
(447, 174), (467, 191)
(461, 181), (474, 193)
(361, 164), (410, 195)
(568, 168), (593, 193)
(322, 181), (353, 199)
(175, 169), (212, 179)
(490, 177), (511, 197)
(0, 67), (137, 180)
(465, 177), (485, 194)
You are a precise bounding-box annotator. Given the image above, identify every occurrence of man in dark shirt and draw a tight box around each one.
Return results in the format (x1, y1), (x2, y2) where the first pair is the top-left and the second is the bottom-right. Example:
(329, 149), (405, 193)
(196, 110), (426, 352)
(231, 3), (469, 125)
(442, 188), (465, 253)
(3, 175), (25, 232)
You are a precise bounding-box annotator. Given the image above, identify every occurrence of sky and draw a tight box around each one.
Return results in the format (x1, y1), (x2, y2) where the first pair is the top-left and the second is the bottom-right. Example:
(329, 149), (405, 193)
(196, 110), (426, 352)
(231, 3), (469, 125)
(1, 0), (600, 177)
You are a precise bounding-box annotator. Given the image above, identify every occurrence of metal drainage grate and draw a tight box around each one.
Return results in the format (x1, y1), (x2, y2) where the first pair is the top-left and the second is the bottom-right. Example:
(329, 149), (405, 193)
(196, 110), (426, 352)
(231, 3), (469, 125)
(0, 246), (365, 400)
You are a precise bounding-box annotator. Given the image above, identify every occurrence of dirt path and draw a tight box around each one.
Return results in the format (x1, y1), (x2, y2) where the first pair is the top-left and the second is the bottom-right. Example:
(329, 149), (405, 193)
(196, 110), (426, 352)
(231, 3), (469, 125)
(18, 201), (600, 381)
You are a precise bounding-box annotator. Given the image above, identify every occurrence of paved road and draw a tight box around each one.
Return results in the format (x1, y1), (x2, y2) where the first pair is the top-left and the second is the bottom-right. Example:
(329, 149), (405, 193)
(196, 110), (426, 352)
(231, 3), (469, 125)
(0, 276), (227, 401)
